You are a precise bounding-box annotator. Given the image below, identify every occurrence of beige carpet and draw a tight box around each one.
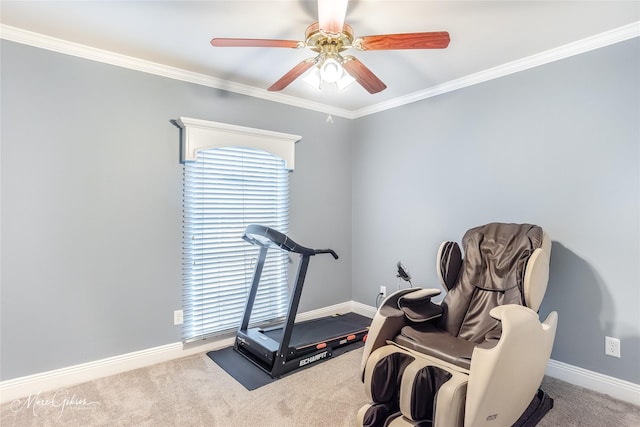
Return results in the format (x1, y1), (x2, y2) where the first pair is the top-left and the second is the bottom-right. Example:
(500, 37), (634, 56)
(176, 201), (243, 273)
(2, 348), (639, 426)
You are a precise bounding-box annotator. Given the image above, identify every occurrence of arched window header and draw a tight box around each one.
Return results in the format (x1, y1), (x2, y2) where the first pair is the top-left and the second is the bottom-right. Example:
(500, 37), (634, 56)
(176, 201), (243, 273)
(177, 117), (300, 170)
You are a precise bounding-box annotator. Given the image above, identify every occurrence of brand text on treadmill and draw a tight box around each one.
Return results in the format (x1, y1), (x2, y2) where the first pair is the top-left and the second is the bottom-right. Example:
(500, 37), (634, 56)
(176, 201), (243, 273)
(299, 351), (328, 367)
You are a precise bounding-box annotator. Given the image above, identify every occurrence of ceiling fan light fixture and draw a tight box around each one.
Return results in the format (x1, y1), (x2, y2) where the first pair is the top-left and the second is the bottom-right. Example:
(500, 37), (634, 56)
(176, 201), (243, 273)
(320, 57), (343, 83)
(336, 71), (356, 91)
(302, 67), (322, 91)
(303, 62), (354, 92)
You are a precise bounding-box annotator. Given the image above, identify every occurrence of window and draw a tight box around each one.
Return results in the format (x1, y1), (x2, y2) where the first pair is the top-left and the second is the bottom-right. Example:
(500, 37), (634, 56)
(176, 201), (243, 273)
(178, 118), (299, 343)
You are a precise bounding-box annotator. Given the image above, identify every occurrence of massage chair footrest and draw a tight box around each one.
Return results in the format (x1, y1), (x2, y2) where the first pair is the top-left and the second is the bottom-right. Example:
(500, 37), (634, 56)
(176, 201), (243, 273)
(359, 346), (468, 427)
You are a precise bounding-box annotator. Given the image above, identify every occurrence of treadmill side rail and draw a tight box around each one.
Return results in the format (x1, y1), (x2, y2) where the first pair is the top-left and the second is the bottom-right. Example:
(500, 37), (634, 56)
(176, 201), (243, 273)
(272, 348), (334, 378)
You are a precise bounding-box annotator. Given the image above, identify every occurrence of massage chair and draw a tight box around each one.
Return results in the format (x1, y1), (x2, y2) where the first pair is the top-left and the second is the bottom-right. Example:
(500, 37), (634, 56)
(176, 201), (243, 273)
(357, 223), (557, 427)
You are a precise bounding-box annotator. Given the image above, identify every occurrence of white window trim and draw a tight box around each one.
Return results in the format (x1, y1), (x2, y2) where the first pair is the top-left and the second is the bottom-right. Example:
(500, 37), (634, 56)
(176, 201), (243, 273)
(177, 117), (300, 170)
(178, 117), (299, 342)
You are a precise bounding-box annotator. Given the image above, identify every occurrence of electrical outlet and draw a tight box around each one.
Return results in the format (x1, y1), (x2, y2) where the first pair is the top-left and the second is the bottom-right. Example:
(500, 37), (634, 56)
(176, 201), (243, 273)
(174, 310), (183, 326)
(380, 286), (386, 297)
(605, 336), (621, 358)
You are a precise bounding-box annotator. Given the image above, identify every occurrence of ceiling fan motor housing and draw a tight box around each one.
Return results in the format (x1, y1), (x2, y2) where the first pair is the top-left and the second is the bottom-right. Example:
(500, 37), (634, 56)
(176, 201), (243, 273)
(305, 22), (354, 53)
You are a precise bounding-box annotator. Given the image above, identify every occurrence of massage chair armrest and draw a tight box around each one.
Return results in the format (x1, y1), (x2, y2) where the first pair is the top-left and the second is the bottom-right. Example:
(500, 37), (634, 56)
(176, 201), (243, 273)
(360, 288), (442, 378)
(397, 288), (443, 323)
(465, 305), (558, 427)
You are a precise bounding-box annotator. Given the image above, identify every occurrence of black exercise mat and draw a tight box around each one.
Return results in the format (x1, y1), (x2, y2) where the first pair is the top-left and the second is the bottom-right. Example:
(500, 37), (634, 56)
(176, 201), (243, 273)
(207, 339), (365, 391)
(207, 346), (277, 390)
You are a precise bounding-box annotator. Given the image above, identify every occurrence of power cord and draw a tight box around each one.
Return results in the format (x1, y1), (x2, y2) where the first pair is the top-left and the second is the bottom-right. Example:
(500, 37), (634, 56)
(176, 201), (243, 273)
(375, 292), (385, 308)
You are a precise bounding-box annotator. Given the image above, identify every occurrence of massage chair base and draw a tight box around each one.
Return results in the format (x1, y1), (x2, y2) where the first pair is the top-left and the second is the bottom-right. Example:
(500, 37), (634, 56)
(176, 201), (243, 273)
(513, 389), (554, 427)
(358, 390), (552, 427)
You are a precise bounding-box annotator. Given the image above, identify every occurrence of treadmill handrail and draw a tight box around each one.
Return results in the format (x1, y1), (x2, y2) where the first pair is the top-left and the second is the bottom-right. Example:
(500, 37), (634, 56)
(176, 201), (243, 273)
(314, 248), (339, 259)
(242, 224), (338, 259)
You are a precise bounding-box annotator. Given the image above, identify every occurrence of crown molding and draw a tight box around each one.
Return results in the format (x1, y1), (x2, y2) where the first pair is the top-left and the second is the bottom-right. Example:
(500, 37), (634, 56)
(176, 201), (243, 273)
(0, 24), (355, 120)
(352, 21), (640, 118)
(2, 21), (638, 120)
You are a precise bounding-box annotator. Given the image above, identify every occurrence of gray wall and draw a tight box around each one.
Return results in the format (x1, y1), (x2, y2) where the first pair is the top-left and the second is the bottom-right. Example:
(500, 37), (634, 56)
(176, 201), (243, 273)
(0, 40), (352, 380)
(351, 38), (639, 383)
(2, 36), (639, 386)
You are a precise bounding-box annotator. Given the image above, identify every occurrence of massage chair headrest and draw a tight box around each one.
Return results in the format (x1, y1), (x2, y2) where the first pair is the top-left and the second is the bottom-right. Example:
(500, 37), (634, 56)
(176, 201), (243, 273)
(436, 223), (551, 311)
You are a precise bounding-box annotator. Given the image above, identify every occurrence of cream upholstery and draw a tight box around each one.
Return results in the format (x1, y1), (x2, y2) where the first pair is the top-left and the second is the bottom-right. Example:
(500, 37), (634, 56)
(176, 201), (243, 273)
(359, 345), (469, 427)
(465, 305), (557, 426)
(360, 289), (418, 376)
(357, 223), (557, 427)
(523, 232), (552, 312)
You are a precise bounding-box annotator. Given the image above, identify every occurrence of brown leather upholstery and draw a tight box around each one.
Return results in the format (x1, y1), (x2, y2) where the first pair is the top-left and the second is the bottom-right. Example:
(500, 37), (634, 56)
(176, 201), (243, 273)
(395, 324), (499, 370)
(395, 324), (476, 370)
(396, 223), (543, 368)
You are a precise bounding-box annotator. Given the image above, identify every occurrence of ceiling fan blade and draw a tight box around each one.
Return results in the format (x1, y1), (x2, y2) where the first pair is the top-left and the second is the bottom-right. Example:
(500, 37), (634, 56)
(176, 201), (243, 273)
(342, 56), (386, 94)
(268, 59), (316, 91)
(211, 38), (301, 48)
(356, 31), (450, 50)
(317, 0), (348, 34)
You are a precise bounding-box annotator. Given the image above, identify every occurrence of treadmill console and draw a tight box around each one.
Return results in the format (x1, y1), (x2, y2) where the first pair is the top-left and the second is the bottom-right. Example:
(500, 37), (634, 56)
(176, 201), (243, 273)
(242, 224), (337, 259)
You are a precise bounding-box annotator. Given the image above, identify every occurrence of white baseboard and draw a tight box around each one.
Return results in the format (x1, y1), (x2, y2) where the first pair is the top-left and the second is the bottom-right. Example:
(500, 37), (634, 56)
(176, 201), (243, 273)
(293, 301), (354, 322)
(0, 301), (363, 404)
(2, 301), (638, 407)
(545, 359), (640, 406)
(349, 300), (379, 318)
(0, 337), (235, 405)
(295, 300), (377, 321)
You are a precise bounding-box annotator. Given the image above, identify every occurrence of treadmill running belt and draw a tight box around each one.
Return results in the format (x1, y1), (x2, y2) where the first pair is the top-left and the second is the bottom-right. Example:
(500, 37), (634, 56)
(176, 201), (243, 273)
(262, 312), (370, 348)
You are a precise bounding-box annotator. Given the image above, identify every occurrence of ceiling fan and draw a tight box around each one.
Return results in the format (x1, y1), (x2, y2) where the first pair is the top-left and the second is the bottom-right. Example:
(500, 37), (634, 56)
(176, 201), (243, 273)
(210, 0), (450, 94)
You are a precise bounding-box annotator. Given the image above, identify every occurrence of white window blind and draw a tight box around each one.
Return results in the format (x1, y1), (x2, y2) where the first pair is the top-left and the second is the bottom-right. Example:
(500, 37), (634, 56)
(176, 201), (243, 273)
(182, 146), (290, 342)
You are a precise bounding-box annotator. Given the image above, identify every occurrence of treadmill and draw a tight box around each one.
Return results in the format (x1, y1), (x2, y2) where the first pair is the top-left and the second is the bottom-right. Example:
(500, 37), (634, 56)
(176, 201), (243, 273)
(234, 224), (370, 378)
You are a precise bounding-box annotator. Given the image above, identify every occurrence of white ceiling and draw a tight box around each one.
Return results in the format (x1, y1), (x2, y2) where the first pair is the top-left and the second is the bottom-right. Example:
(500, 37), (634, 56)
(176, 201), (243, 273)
(1, 1), (639, 115)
